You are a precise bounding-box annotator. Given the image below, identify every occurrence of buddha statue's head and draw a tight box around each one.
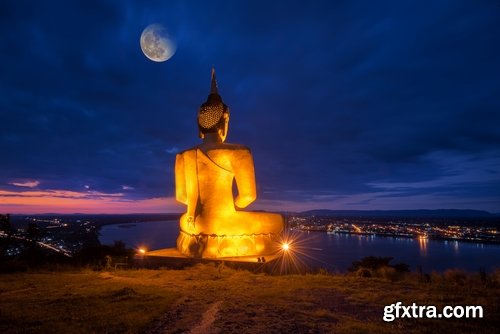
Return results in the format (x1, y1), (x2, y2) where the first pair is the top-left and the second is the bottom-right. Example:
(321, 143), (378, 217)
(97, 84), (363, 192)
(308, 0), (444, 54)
(198, 68), (230, 142)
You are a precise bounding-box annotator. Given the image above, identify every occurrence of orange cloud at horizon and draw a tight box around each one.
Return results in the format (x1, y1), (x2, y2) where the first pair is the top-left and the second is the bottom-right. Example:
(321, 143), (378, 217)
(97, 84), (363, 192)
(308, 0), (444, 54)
(0, 189), (183, 214)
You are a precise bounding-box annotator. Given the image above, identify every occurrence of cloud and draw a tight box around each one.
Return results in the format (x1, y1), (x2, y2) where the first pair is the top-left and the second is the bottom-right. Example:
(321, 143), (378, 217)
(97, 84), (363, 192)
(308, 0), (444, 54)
(9, 181), (40, 188)
(165, 147), (179, 154)
(0, 188), (183, 214)
(0, 189), (123, 200)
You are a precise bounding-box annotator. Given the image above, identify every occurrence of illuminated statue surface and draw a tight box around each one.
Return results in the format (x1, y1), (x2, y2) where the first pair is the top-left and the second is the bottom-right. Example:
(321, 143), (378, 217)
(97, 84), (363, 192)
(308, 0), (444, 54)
(175, 69), (283, 258)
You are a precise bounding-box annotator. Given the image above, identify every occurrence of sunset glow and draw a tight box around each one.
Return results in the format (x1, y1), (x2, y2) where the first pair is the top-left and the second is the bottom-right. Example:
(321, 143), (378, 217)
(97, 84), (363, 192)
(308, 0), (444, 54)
(0, 188), (182, 214)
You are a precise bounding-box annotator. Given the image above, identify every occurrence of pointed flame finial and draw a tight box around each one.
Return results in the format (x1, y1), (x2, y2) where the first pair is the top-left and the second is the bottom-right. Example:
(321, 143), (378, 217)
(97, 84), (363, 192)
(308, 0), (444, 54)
(198, 66), (229, 133)
(210, 66), (218, 95)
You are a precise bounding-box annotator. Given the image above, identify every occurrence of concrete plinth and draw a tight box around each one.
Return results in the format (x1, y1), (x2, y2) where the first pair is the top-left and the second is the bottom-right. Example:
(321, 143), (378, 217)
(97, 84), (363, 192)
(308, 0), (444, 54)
(134, 247), (281, 272)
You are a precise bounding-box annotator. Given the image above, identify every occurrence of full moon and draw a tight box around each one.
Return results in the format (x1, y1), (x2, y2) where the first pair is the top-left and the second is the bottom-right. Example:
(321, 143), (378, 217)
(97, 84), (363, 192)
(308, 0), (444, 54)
(140, 24), (176, 62)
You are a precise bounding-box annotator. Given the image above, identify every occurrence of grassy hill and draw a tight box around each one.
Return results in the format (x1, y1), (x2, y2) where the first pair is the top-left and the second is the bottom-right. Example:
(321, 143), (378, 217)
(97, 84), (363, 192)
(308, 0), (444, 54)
(0, 264), (499, 333)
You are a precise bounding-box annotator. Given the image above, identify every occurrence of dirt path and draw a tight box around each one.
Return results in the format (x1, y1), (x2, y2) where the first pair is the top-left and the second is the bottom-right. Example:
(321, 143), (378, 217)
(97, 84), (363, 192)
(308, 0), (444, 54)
(143, 295), (223, 334)
(189, 301), (222, 334)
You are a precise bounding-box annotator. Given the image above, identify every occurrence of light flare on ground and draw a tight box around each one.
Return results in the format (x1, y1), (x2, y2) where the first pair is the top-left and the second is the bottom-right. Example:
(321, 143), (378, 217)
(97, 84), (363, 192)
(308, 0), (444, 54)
(268, 229), (334, 275)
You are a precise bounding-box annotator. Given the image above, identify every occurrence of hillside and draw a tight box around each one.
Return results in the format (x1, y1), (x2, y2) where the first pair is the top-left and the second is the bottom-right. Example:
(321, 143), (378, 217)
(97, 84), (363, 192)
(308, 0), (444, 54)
(299, 209), (495, 218)
(0, 264), (499, 333)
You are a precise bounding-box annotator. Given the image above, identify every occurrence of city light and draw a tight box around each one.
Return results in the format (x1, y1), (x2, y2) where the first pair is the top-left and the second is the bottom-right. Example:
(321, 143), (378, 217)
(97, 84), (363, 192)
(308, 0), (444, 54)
(282, 243), (290, 251)
(138, 247), (147, 254)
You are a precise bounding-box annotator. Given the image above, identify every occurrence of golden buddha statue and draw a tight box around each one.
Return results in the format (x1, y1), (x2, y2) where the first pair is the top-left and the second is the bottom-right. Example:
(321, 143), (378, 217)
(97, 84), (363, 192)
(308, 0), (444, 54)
(175, 68), (284, 258)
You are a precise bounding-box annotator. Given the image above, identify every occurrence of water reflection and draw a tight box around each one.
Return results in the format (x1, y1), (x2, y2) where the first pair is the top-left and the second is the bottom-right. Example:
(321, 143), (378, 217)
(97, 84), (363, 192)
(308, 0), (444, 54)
(418, 236), (428, 256)
(443, 240), (460, 255)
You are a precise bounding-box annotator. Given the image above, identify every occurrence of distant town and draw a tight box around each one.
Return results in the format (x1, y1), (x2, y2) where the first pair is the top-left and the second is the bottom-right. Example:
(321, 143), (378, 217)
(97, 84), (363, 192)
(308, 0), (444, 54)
(0, 212), (499, 259)
(288, 215), (500, 243)
(0, 214), (179, 258)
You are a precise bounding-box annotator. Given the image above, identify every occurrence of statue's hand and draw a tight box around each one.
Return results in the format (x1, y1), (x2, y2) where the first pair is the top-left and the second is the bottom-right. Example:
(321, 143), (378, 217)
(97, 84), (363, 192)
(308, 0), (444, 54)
(235, 194), (255, 209)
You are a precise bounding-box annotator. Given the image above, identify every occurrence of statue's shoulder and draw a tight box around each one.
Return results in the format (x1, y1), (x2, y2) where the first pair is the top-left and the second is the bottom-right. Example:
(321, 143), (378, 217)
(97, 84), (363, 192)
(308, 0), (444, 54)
(177, 147), (198, 157)
(178, 144), (251, 157)
(221, 143), (252, 152)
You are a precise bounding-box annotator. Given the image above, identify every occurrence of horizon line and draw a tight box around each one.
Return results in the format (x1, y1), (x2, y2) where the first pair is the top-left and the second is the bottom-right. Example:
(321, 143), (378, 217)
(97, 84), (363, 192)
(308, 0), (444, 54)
(2, 208), (498, 216)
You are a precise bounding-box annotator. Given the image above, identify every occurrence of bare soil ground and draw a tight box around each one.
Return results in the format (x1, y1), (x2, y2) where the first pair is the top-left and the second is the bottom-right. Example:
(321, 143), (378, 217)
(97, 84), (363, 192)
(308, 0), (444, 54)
(0, 264), (499, 333)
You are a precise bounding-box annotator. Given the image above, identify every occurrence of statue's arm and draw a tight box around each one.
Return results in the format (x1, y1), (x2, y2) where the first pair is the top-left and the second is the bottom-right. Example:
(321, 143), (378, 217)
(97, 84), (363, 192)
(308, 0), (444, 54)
(175, 153), (188, 204)
(233, 148), (257, 208)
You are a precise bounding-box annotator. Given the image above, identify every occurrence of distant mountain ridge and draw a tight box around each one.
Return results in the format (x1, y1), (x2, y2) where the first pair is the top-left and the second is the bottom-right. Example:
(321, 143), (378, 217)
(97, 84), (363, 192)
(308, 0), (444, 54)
(298, 209), (495, 218)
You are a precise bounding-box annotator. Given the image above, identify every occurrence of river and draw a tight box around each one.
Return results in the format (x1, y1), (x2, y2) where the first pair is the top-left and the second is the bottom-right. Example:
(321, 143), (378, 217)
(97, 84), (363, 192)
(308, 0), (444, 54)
(99, 220), (500, 272)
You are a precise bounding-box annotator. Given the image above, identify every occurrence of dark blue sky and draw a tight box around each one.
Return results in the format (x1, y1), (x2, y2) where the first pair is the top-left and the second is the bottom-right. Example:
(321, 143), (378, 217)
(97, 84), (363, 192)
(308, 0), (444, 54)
(1, 0), (499, 213)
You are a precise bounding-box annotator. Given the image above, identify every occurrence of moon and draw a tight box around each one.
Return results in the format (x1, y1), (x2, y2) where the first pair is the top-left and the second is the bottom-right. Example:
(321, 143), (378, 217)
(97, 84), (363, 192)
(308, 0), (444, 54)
(140, 24), (176, 62)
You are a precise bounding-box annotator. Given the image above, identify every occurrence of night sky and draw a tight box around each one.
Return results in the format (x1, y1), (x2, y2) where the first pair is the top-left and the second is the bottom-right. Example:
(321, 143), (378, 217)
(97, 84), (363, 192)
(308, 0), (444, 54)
(1, 0), (499, 214)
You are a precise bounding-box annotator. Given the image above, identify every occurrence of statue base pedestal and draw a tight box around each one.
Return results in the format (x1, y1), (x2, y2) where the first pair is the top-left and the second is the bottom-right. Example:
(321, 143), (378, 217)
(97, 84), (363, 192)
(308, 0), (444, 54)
(134, 247), (281, 271)
(176, 230), (280, 258)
